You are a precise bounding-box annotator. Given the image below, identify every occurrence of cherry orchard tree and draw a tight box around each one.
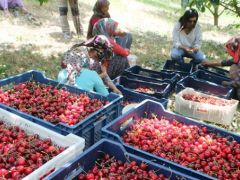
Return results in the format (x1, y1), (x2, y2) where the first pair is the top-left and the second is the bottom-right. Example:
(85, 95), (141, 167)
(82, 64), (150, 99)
(37, 0), (49, 5)
(182, 0), (240, 26)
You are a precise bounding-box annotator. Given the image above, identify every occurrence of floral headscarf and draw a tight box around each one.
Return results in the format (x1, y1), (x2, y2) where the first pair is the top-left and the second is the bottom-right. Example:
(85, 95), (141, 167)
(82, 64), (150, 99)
(62, 46), (90, 69)
(93, 0), (111, 18)
(225, 37), (240, 63)
(92, 18), (118, 38)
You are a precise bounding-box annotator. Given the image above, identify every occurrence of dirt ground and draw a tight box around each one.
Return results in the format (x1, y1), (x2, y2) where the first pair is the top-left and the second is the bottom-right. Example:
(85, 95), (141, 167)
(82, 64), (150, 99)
(0, 0), (238, 56)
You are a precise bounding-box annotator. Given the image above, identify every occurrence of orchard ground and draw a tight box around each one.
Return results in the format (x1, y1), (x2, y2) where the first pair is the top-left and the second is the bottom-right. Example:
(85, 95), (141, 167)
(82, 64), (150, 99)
(0, 0), (239, 132)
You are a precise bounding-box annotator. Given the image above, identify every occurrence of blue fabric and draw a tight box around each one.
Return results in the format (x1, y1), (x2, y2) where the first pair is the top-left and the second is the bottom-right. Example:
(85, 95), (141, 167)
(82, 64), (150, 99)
(58, 68), (109, 96)
(171, 47), (206, 65)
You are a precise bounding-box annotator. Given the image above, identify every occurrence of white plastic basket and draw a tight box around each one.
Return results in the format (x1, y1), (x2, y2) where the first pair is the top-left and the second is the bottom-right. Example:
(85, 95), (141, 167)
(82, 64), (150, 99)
(175, 88), (239, 125)
(0, 108), (85, 180)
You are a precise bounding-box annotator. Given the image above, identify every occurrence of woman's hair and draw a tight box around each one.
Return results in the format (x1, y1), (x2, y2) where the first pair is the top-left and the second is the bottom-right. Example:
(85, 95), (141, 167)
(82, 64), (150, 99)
(179, 8), (198, 28)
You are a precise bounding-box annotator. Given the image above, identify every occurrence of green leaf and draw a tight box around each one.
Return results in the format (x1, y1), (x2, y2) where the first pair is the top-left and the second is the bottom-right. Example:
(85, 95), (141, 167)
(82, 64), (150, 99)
(210, 0), (220, 5)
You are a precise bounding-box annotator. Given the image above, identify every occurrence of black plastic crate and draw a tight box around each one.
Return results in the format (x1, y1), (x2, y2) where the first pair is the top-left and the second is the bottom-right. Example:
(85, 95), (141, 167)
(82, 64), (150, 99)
(114, 76), (172, 99)
(190, 70), (230, 85)
(176, 76), (234, 99)
(124, 65), (180, 83)
(163, 60), (193, 76)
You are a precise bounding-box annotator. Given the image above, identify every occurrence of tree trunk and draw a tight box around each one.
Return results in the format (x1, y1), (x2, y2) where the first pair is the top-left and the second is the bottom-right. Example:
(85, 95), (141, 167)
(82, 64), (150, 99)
(213, 5), (219, 26)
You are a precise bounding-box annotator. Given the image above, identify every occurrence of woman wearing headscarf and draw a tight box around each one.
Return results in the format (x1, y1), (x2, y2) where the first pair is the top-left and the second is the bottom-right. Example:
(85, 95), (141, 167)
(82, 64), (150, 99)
(58, 45), (109, 96)
(59, 35), (122, 95)
(87, 0), (110, 39)
(92, 18), (132, 79)
(58, 0), (83, 39)
(203, 36), (240, 99)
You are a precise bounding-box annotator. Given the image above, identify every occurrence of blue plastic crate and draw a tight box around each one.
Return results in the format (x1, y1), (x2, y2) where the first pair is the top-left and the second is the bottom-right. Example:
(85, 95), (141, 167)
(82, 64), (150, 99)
(117, 85), (168, 110)
(176, 76), (234, 99)
(162, 60), (193, 76)
(0, 70), (122, 149)
(46, 139), (196, 180)
(198, 65), (229, 78)
(190, 70), (230, 85)
(102, 100), (240, 180)
(123, 65), (180, 83)
(114, 76), (172, 99)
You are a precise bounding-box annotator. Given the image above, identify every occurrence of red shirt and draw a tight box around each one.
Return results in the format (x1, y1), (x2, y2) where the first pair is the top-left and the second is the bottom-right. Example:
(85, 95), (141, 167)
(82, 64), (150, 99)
(109, 39), (129, 57)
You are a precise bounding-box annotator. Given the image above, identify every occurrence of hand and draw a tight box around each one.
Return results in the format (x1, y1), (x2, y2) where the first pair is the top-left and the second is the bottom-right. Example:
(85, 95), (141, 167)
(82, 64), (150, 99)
(188, 48), (195, 54)
(222, 81), (230, 86)
(76, 63), (81, 74)
(192, 48), (198, 53)
(113, 88), (122, 95)
(184, 47), (194, 54)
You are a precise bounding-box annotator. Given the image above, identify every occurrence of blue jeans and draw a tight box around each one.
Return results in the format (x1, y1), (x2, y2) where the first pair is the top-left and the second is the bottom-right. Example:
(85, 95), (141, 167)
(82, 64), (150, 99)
(115, 32), (132, 49)
(171, 48), (206, 65)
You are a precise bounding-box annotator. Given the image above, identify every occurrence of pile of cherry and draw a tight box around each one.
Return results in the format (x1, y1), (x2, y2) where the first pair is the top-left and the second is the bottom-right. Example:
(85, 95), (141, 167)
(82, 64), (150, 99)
(0, 121), (64, 179)
(135, 87), (155, 94)
(78, 154), (168, 179)
(182, 93), (233, 106)
(0, 82), (108, 126)
(123, 116), (240, 179)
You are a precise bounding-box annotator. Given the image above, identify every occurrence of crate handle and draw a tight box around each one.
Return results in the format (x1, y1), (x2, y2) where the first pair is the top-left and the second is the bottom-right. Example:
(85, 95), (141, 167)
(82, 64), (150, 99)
(120, 117), (134, 131)
(93, 115), (107, 127)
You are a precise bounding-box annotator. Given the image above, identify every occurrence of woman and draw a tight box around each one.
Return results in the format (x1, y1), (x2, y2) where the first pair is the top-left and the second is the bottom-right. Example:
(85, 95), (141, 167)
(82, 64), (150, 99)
(87, 0), (110, 39)
(58, 44), (109, 96)
(92, 18), (132, 79)
(0, 0), (27, 16)
(58, 0), (83, 39)
(203, 36), (240, 99)
(59, 35), (122, 95)
(171, 8), (206, 65)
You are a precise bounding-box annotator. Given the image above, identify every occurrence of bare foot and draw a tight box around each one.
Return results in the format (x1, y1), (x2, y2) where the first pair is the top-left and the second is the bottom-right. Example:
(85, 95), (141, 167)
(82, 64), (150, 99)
(20, 7), (29, 15)
(3, 10), (10, 17)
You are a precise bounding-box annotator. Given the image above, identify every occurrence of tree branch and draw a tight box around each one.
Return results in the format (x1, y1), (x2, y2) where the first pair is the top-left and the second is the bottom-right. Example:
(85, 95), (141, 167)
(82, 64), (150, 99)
(219, 1), (240, 16)
(206, 6), (214, 14)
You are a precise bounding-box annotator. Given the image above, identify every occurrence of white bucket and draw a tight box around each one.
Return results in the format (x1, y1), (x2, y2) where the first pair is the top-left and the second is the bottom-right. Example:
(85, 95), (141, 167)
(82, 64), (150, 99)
(127, 54), (138, 67)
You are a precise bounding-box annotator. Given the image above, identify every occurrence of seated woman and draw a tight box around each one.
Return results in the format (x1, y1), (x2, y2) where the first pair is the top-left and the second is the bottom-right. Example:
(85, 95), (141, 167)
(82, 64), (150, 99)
(59, 35), (122, 95)
(58, 46), (109, 96)
(87, 0), (110, 39)
(92, 18), (132, 79)
(0, 0), (28, 16)
(171, 8), (206, 66)
(203, 37), (240, 67)
(203, 36), (240, 99)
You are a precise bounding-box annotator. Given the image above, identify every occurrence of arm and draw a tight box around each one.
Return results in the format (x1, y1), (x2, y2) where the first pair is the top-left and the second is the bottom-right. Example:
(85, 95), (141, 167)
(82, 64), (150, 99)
(222, 79), (240, 88)
(192, 24), (202, 51)
(202, 59), (234, 67)
(109, 39), (129, 57)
